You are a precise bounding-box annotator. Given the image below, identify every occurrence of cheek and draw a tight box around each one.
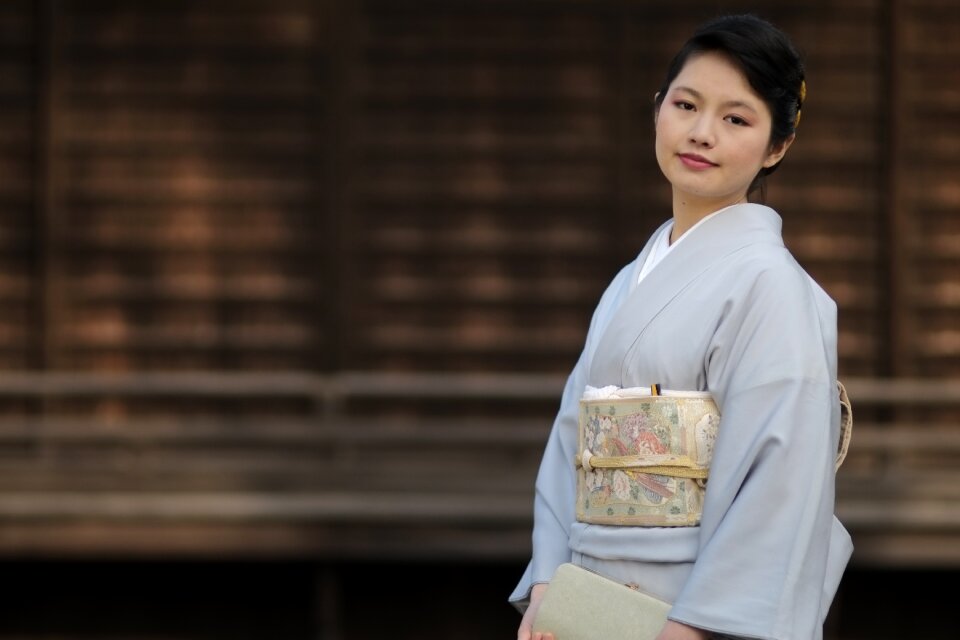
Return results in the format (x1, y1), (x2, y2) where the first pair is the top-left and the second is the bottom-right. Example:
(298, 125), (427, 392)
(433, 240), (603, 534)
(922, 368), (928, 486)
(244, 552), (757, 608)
(655, 111), (677, 138)
(653, 127), (674, 170)
(653, 116), (676, 155)
(734, 138), (773, 172)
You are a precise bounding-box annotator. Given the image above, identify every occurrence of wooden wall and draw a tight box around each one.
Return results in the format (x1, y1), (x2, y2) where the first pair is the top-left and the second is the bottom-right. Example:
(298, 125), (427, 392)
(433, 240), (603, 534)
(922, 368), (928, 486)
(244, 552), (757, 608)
(0, 0), (955, 379)
(38, 0), (329, 372)
(889, 0), (960, 376)
(0, 3), (958, 637)
(0, 1), (38, 370)
(349, 0), (889, 374)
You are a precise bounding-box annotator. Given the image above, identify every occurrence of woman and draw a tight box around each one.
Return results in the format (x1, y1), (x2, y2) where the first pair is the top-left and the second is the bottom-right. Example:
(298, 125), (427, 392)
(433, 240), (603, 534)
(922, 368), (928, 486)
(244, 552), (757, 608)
(512, 14), (852, 640)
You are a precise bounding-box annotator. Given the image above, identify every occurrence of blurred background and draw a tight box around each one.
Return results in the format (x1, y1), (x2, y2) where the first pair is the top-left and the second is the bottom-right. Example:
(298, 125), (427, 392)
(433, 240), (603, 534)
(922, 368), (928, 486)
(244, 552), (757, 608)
(0, 0), (957, 638)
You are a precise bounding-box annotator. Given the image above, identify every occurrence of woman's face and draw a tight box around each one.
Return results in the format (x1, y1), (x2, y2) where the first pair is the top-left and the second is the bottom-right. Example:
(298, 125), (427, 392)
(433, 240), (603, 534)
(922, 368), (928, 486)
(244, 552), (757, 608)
(654, 51), (791, 210)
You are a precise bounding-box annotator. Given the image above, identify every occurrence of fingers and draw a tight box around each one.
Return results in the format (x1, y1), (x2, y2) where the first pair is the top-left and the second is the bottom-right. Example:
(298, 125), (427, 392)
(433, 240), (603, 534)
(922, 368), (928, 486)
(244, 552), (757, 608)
(518, 582), (552, 640)
(520, 626), (555, 640)
(516, 620), (530, 640)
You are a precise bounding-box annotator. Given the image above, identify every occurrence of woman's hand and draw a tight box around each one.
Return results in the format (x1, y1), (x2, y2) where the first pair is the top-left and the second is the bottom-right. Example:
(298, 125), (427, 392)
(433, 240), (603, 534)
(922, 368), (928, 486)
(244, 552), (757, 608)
(516, 583), (552, 640)
(655, 620), (710, 640)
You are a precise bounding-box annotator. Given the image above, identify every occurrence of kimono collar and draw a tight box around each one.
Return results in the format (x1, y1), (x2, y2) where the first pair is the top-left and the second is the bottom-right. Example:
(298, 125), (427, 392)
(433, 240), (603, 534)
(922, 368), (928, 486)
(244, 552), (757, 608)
(628, 203), (783, 293)
(591, 204), (785, 384)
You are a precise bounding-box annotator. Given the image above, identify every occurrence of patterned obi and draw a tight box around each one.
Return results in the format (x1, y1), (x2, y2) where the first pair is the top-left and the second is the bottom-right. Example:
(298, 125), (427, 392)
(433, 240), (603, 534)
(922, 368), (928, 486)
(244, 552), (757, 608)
(575, 385), (720, 527)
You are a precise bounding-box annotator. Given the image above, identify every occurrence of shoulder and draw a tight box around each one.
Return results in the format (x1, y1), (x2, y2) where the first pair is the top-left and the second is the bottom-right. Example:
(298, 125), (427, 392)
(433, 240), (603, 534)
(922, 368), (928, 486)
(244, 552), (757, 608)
(584, 255), (639, 328)
(743, 251), (837, 333)
(708, 250), (838, 391)
(723, 235), (836, 318)
(760, 250), (835, 320)
(709, 242), (837, 363)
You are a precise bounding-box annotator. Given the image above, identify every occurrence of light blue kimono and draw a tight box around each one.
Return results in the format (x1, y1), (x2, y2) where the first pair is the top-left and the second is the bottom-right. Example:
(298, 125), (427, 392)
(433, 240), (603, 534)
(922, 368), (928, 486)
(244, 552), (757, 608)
(510, 204), (853, 640)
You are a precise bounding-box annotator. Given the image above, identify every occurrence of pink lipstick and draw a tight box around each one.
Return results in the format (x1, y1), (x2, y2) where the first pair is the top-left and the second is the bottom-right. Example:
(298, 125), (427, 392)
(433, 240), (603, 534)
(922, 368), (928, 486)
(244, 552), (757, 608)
(678, 153), (718, 169)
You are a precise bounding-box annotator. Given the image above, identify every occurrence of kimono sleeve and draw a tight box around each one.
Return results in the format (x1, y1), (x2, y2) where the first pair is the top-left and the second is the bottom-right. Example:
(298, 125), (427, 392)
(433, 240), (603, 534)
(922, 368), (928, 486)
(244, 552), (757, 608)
(508, 264), (633, 612)
(668, 263), (842, 639)
(507, 349), (585, 611)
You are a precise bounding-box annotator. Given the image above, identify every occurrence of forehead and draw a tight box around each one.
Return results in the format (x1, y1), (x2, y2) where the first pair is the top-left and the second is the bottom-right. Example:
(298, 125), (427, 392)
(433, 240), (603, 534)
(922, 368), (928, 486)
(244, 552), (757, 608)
(670, 51), (763, 105)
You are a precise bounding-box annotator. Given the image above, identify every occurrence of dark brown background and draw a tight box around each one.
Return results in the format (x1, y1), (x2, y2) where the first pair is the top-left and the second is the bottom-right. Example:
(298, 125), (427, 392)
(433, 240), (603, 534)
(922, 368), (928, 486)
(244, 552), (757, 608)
(0, 1), (958, 638)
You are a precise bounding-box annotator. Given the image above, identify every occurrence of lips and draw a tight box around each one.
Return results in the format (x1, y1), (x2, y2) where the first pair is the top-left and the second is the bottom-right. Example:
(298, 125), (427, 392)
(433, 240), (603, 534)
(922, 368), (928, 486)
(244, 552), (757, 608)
(678, 153), (718, 169)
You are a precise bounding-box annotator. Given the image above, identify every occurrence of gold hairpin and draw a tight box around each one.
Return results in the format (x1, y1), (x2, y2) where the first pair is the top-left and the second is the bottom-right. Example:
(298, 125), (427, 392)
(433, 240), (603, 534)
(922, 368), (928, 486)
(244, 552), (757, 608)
(794, 80), (806, 128)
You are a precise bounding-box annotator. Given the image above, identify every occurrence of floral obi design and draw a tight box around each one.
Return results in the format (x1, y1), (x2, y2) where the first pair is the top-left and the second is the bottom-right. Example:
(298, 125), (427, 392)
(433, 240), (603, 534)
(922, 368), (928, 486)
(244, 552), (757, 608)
(575, 385), (720, 527)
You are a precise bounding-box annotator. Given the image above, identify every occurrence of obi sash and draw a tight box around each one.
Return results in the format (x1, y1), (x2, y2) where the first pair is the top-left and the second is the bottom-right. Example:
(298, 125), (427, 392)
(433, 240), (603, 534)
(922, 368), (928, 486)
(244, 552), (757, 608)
(575, 385), (719, 527)
(575, 382), (853, 527)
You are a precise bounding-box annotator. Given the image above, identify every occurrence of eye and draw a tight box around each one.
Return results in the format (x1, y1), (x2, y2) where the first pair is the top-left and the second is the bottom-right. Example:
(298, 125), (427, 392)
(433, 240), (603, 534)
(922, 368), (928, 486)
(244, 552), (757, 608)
(673, 100), (695, 111)
(725, 115), (750, 126)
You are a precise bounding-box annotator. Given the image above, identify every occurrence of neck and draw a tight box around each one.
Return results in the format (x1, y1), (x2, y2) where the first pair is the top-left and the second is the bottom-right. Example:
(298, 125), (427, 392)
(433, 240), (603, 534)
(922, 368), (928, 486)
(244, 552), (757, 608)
(670, 192), (747, 243)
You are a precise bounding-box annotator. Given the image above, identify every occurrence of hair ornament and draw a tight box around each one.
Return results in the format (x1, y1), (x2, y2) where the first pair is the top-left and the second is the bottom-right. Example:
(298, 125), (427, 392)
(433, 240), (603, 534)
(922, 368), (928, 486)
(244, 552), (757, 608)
(794, 80), (806, 129)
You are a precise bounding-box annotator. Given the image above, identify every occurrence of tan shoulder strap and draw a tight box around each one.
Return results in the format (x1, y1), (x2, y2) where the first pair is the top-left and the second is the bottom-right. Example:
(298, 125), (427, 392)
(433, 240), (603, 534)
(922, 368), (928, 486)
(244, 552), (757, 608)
(835, 380), (853, 472)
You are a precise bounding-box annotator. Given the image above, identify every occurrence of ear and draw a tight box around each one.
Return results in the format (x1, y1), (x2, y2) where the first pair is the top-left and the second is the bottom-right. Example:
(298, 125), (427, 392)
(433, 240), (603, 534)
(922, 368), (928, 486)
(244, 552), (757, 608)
(763, 133), (796, 168)
(653, 92), (661, 125)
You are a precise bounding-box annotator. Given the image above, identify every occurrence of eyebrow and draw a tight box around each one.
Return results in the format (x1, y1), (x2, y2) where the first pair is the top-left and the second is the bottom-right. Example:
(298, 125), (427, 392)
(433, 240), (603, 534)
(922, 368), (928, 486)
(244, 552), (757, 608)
(672, 85), (759, 114)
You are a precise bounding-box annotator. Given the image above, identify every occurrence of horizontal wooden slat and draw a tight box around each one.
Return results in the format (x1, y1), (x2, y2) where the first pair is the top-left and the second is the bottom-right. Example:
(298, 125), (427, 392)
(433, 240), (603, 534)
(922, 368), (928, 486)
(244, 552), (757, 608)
(846, 426), (960, 451)
(0, 491), (531, 523)
(2, 371), (957, 403)
(0, 521), (533, 560)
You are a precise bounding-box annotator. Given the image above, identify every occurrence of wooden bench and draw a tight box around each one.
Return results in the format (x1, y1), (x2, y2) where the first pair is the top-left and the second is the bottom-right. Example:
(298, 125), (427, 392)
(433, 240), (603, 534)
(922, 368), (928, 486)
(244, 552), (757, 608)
(0, 372), (550, 560)
(0, 373), (957, 567)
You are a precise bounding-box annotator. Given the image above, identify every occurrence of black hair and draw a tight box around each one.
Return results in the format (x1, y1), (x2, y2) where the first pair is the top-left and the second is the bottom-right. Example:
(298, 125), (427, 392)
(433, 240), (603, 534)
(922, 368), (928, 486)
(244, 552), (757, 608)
(654, 14), (805, 198)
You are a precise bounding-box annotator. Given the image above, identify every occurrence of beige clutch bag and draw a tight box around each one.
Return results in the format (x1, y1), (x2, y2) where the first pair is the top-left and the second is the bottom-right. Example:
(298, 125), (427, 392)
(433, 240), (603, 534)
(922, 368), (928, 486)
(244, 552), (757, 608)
(532, 563), (671, 639)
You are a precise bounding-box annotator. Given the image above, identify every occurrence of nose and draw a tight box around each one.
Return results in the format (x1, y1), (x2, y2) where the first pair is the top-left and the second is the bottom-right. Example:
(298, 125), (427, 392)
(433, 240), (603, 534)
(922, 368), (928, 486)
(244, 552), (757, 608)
(688, 115), (716, 148)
